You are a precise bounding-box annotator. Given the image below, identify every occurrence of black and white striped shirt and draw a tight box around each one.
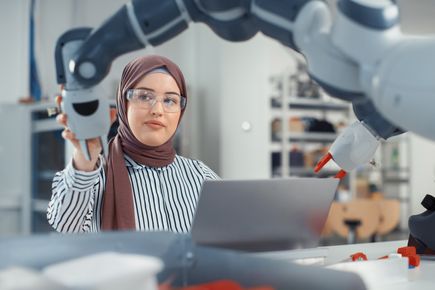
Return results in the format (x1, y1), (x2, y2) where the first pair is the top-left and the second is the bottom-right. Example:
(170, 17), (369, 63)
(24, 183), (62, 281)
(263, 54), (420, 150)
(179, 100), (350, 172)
(47, 155), (219, 233)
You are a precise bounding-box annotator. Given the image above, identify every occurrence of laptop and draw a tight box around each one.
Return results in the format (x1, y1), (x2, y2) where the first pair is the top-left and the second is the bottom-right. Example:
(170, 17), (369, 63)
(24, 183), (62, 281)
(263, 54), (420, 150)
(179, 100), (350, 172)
(191, 178), (339, 252)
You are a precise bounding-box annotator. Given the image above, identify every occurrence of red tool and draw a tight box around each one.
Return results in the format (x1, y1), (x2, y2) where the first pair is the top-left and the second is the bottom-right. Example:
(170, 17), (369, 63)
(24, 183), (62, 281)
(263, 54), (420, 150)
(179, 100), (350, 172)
(397, 246), (420, 268)
(314, 153), (347, 179)
(350, 252), (368, 261)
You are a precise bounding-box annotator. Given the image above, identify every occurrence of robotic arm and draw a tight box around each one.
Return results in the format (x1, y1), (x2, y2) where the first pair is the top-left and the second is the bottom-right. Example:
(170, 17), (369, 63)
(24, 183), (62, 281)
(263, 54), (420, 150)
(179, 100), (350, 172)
(56, 0), (426, 172)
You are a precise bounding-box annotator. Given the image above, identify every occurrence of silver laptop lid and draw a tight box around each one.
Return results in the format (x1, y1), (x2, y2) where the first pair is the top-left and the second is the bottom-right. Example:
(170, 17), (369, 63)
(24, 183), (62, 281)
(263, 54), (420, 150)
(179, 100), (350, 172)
(191, 178), (339, 252)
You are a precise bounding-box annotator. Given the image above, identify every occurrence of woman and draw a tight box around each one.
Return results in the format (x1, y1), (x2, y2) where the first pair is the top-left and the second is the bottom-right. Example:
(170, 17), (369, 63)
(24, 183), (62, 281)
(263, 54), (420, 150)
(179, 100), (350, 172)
(47, 55), (219, 233)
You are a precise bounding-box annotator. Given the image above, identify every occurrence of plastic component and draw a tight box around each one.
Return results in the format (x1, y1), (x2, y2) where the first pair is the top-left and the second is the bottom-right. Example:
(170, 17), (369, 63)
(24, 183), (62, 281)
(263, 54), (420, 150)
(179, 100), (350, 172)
(350, 252), (368, 262)
(43, 252), (163, 290)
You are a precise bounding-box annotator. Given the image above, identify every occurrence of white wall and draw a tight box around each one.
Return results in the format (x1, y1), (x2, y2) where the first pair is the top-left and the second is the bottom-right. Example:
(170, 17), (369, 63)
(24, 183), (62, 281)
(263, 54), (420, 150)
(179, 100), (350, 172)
(0, 0), (30, 102)
(217, 34), (296, 179)
(399, 0), (435, 35)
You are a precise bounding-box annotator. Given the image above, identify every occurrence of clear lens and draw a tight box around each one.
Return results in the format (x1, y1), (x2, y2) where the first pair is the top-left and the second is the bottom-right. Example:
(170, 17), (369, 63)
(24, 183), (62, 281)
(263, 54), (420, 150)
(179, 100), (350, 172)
(127, 89), (186, 113)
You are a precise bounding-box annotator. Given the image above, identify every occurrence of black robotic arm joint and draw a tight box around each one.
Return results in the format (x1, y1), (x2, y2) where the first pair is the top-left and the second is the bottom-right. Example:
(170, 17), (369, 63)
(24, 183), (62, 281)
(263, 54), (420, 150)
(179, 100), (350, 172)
(132, 0), (188, 35)
(69, 5), (144, 88)
(352, 99), (404, 139)
(195, 0), (249, 12)
(55, 28), (92, 85)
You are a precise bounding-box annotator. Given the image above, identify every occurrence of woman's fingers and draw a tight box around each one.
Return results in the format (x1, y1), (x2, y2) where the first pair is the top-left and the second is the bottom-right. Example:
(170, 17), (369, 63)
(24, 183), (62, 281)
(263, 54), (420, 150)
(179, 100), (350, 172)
(56, 113), (67, 127)
(62, 127), (76, 141)
(55, 95), (62, 106)
(62, 128), (80, 149)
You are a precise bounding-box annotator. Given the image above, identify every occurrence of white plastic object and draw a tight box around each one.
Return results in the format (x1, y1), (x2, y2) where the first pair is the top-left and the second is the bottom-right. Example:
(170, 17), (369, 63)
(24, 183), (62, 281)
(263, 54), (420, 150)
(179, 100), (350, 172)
(329, 121), (380, 171)
(293, 1), (362, 95)
(371, 37), (435, 141)
(388, 253), (402, 259)
(331, 0), (400, 66)
(61, 86), (111, 160)
(0, 267), (68, 290)
(327, 256), (408, 289)
(43, 252), (163, 290)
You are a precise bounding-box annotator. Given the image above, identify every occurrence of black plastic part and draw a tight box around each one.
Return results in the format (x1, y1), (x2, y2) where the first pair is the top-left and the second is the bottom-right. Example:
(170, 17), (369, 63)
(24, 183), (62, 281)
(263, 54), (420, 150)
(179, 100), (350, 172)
(71, 5), (144, 88)
(409, 194), (435, 251)
(132, 0), (186, 35)
(338, 0), (399, 30)
(149, 21), (189, 46)
(72, 100), (99, 117)
(197, 0), (246, 11)
(54, 28), (92, 84)
(421, 194), (435, 211)
(408, 234), (435, 255)
(352, 99), (405, 139)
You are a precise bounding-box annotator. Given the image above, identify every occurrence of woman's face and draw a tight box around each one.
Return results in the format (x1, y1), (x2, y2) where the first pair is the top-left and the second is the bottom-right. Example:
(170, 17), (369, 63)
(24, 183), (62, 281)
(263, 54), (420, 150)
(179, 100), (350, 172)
(127, 72), (182, 146)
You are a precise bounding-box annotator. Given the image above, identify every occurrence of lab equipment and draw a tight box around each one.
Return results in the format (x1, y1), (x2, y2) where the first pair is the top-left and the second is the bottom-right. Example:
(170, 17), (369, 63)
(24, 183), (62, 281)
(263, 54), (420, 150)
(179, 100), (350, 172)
(408, 194), (435, 255)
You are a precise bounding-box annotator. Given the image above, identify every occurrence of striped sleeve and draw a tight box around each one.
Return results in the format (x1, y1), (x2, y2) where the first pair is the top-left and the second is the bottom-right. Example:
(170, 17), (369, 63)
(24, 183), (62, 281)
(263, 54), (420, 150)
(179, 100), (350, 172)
(197, 160), (220, 180)
(47, 156), (104, 233)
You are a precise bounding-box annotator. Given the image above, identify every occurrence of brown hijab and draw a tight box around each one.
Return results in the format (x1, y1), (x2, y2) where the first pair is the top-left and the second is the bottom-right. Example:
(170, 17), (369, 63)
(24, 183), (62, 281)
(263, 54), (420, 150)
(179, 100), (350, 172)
(101, 55), (187, 230)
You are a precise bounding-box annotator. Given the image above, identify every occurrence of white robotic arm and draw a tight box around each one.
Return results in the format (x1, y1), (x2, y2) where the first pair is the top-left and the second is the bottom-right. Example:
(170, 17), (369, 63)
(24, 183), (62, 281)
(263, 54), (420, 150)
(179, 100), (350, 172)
(56, 0), (424, 172)
(295, 0), (413, 175)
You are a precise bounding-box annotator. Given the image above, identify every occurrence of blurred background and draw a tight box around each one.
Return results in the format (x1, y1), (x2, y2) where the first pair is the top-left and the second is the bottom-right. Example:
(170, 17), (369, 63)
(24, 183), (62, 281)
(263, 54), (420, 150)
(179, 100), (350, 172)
(1, 0), (435, 246)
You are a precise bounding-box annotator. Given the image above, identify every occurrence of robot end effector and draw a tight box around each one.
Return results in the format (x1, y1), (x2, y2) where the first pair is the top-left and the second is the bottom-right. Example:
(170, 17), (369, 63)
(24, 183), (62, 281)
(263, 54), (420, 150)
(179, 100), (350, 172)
(314, 99), (404, 177)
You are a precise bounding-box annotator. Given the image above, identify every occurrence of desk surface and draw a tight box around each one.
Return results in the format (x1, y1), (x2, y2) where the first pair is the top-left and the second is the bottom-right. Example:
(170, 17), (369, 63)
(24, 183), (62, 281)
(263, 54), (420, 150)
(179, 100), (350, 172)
(321, 240), (435, 290)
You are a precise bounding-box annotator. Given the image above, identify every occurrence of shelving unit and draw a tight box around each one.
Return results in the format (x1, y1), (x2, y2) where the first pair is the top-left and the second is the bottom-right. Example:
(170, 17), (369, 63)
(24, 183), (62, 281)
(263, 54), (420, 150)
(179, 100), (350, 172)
(0, 102), (64, 234)
(269, 70), (352, 181)
(269, 66), (412, 230)
(380, 134), (412, 230)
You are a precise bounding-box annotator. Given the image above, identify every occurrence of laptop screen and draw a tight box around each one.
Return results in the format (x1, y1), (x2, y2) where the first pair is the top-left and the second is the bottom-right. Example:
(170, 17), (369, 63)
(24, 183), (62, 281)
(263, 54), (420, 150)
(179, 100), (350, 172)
(191, 178), (339, 252)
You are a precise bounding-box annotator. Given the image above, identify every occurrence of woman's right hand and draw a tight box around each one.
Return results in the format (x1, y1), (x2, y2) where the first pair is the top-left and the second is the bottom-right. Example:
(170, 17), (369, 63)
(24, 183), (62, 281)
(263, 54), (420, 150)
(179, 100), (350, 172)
(56, 95), (117, 171)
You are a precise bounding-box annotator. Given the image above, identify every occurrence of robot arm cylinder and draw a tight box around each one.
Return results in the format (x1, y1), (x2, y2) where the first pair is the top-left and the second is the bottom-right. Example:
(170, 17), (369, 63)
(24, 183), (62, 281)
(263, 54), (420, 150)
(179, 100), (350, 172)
(370, 37), (435, 141)
(57, 0), (191, 89)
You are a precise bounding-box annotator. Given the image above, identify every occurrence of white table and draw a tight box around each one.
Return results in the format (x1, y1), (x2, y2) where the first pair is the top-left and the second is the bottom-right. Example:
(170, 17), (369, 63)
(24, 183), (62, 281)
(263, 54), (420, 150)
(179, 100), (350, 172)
(260, 240), (435, 289)
(318, 240), (435, 289)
